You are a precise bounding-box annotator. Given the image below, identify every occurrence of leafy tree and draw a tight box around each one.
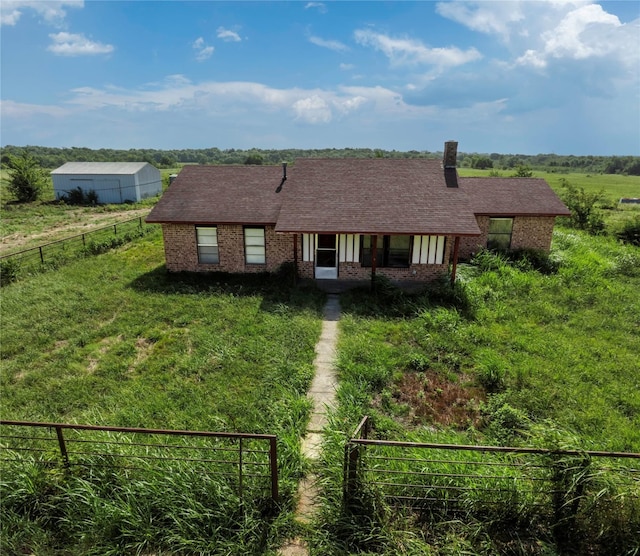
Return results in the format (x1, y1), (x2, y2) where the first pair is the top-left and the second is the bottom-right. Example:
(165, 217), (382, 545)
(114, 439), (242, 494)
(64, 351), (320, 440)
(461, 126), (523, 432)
(512, 165), (533, 177)
(560, 178), (605, 233)
(5, 152), (47, 202)
(471, 156), (493, 169)
(244, 154), (263, 165)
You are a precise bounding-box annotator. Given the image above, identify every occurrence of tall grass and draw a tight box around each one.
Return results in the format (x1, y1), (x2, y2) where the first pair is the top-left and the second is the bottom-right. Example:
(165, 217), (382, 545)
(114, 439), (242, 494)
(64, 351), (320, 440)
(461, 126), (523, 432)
(309, 229), (640, 554)
(1, 233), (324, 553)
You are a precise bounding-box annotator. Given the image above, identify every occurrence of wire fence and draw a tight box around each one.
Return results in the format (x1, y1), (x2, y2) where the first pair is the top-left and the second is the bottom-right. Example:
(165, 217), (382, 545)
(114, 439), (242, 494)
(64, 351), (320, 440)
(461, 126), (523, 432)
(0, 420), (279, 504)
(0, 216), (153, 285)
(344, 416), (640, 529)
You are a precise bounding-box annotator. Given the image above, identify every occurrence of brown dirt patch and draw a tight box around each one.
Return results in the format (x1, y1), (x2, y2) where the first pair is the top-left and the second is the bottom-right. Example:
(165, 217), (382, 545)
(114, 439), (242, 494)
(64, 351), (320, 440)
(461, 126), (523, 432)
(379, 371), (485, 430)
(129, 337), (154, 373)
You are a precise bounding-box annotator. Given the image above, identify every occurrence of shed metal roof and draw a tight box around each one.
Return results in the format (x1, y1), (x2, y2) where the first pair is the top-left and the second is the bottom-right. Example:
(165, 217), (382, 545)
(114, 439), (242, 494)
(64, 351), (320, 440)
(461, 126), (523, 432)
(51, 162), (153, 175)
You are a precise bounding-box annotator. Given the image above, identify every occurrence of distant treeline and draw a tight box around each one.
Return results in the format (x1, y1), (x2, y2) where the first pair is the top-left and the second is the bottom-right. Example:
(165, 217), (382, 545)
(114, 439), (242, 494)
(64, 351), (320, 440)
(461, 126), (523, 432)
(2, 145), (639, 175)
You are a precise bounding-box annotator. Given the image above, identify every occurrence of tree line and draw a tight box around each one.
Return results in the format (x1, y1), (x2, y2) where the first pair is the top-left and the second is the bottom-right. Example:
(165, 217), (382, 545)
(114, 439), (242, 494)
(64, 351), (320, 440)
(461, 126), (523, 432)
(1, 145), (639, 175)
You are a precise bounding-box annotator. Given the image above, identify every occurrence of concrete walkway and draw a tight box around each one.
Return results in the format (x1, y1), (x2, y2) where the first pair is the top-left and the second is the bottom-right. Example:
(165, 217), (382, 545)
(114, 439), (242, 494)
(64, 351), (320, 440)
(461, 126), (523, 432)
(279, 294), (341, 555)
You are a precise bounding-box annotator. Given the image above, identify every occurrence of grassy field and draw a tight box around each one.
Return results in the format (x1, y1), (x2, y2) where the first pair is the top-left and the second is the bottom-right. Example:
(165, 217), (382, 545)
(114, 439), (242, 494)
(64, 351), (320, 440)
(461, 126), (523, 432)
(309, 228), (640, 554)
(1, 232), (325, 553)
(2, 166), (639, 554)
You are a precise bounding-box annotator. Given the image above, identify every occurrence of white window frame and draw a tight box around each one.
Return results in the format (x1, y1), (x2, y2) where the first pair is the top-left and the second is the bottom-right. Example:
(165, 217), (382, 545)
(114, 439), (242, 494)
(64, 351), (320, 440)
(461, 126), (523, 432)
(196, 226), (219, 264)
(244, 227), (266, 264)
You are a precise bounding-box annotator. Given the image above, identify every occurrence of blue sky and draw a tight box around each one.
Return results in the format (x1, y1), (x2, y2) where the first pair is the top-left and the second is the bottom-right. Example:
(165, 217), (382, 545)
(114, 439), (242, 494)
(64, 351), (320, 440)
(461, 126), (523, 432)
(1, 1), (639, 155)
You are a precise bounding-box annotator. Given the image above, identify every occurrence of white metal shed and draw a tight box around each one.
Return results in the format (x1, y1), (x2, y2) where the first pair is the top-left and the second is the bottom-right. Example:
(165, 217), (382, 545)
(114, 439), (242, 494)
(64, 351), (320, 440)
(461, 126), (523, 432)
(51, 162), (162, 204)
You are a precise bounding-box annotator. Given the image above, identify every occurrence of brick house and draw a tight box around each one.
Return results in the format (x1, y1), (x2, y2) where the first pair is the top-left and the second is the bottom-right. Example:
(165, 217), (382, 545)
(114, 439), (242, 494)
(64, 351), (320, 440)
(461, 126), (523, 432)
(146, 142), (570, 284)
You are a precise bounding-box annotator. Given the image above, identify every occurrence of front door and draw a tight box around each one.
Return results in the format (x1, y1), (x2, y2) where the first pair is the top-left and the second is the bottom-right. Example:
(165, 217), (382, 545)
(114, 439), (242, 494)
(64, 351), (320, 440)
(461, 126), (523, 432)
(315, 234), (338, 279)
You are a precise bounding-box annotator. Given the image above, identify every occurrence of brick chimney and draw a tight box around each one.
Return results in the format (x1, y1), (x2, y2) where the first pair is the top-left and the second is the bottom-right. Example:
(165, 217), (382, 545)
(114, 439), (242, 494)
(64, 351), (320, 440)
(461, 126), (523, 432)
(443, 141), (459, 188)
(443, 140), (458, 168)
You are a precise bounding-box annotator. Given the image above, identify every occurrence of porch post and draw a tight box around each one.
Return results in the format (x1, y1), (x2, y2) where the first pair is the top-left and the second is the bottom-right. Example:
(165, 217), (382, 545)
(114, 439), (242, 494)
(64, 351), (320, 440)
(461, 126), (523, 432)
(293, 233), (299, 285)
(371, 235), (378, 291)
(450, 236), (460, 286)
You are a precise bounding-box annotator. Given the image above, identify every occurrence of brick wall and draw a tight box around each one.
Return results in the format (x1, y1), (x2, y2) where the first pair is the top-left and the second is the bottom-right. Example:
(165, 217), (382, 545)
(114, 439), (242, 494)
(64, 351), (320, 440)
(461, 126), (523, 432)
(161, 224), (294, 273)
(511, 216), (556, 251)
(457, 216), (557, 260)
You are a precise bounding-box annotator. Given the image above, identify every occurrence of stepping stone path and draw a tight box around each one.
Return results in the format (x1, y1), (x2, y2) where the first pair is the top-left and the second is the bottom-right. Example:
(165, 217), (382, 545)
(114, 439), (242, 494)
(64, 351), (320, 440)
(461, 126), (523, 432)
(279, 294), (341, 555)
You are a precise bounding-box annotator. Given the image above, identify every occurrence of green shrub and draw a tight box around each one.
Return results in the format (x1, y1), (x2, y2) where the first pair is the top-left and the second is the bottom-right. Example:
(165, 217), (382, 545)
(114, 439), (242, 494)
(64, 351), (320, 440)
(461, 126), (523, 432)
(560, 179), (605, 234)
(482, 396), (530, 444)
(0, 258), (21, 286)
(61, 187), (100, 205)
(616, 216), (640, 247)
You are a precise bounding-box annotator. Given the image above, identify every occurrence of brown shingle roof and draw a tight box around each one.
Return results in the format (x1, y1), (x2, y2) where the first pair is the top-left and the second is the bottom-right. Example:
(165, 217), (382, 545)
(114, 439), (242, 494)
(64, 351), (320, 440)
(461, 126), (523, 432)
(275, 159), (481, 236)
(459, 177), (571, 216)
(146, 165), (284, 224)
(146, 160), (570, 233)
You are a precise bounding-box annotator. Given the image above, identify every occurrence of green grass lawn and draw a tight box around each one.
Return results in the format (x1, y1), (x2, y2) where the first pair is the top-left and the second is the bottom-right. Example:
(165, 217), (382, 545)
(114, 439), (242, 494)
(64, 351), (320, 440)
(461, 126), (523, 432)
(1, 231), (325, 554)
(1, 231), (323, 432)
(309, 228), (640, 555)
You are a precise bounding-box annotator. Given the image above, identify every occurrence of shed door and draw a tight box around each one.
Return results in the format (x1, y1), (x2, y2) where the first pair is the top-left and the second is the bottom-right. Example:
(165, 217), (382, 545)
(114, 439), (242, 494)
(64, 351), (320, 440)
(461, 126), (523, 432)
(315, 234), (337, 279)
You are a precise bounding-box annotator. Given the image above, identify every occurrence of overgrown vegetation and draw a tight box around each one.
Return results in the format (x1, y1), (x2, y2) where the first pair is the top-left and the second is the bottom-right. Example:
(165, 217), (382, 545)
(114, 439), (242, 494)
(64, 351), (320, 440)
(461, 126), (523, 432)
(60, 185), (100, 205)
(0, 235), (325, 554)
(309, 233), (639, 554)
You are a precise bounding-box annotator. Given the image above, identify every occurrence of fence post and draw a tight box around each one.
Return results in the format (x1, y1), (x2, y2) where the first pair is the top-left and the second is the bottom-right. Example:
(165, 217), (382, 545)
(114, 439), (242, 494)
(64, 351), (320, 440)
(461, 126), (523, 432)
(238, 437), (244, 502)
(550, 451), (591, 548)
(39, 246), (44, 264)
(269, 437), (279, 503)
(343, 441), (361, 507)
(55, 426), (69, 467)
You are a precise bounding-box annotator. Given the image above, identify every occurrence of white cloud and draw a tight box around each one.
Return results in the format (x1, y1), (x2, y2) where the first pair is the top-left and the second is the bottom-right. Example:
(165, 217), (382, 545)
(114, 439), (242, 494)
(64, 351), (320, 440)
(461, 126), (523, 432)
(47, 32), (113, 56)
(192, 37), (214, 61)
(308, 35), (348, 52)
(339, 63), (354, 71)
(0, 99), (68, 118)
(540, 4), (625, 60)
(1, 0), (83, 27)
(292, 95), (332, 123)
(354, 29), (482, 67)
(436, 1), (638, 68)
(511, 3), (639, 72)
(435, 0), (529, 40)
(305, 2), (327, 14)
(217, 26), (241, 42)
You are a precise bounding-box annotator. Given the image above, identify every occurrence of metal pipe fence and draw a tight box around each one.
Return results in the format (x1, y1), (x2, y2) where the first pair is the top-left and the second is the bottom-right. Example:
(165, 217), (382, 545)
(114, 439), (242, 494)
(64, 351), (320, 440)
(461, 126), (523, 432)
(0, 217), (152, 284)
(0, 420), (279, 504)
(344, 416), (640, 526)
